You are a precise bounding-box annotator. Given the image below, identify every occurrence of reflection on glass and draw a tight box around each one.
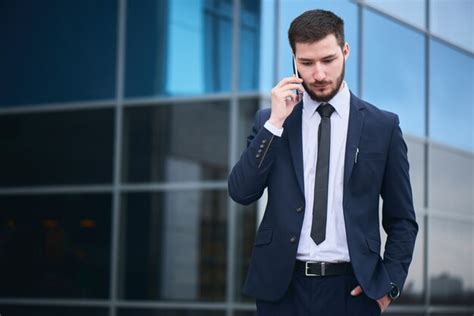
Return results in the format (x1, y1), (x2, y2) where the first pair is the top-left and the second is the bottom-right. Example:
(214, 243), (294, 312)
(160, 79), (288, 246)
(125, 0), (234, 97)
(122, 103), (229, 183)
(119, 191), (227, 301)
(278, 0), (359, 94)
(430, 0), (474, 52)
(0, 306), (108, 316)
(0, 109), (115, 187)
(118, 310), (224, 316)
(430, 39), (474, 152)
(239, 0), (261, 91)
(363, 9), (425, 137)
(364, 0), (426, 30)
(0, 1), (117, 106)
(0, 194), (111, 298)
(380, 213), (424, 304)
(406, 138), (425, 209)
(429, 217), (473, 305)
(429, 144), (474, 214)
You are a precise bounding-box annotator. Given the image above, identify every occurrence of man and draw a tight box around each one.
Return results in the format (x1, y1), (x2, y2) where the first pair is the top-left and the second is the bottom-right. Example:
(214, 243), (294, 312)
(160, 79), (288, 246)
(228, 9), (418, 316)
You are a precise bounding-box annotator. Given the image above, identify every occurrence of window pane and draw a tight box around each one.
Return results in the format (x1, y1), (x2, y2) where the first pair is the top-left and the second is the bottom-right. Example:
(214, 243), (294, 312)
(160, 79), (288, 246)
(364, 0), (426, 30)
(430, 39), (474, 152)
(363, 9), (425, 137)
(125, 0), (232, 97)
(119, 190), (227, 301)
(429, 144), (474, 214)
(0, 0), (117, 106)
(118, 310), (224, 316)
(430, 0), (474, 52)
(239, 0), (261, 91)
(0, 194), (111, 298)
(122, 102), (229, 183)
(237, 99), (260, 156)
(0, 306), (108, 316)
(278, 0), (359, 94)
(0, 109), (115, 187)
(429, 217), (473, 305)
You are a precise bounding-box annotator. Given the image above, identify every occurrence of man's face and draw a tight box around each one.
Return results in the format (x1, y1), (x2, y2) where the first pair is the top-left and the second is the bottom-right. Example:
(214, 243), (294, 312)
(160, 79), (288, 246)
(295, 34), (349, 102)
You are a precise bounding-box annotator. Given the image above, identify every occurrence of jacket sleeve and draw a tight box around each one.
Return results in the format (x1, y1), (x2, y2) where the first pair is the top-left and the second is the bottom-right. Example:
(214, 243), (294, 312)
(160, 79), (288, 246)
(380, 115), (419, 293)
(228, 109), (282, 205)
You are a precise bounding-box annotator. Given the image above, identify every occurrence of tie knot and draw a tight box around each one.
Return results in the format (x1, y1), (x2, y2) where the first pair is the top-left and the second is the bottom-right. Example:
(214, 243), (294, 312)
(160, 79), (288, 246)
(317, 103), (335, 118)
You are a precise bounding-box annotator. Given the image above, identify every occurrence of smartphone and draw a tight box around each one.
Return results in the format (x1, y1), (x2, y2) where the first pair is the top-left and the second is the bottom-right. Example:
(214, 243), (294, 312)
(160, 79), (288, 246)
(292, 54), (302, 102)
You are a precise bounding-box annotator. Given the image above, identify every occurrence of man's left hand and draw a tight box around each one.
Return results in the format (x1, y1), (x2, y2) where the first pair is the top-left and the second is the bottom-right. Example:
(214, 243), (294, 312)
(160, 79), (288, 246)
(351, 285), (391, 313)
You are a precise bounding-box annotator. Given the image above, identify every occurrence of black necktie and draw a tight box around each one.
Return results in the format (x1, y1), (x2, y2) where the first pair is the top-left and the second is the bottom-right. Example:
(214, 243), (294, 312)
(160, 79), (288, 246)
(311, 103), (335, 245)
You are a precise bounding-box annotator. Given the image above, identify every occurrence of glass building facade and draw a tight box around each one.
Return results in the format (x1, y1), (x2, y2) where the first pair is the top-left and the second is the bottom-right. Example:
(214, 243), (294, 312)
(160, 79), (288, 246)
(0, 0), (472, 315)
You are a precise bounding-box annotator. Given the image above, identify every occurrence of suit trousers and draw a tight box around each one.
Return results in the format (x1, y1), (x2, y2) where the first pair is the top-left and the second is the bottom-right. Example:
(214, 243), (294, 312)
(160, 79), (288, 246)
(256, 263), (382, 316)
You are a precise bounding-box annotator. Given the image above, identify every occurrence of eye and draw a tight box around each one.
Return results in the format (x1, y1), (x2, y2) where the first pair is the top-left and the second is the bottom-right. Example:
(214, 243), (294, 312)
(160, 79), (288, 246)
(301, 62), (313, 66)
(323, 58), (335, 64)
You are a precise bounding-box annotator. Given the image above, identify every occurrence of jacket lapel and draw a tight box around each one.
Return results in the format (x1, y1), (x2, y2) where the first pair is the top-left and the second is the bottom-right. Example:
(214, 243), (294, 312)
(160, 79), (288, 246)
(343, 92), (366, 191)
(284, 102), (305, 196)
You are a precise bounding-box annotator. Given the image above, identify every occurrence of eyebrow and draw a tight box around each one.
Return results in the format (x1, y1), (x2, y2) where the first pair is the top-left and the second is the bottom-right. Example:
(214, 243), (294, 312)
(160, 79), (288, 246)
(298, 54), (338, 62)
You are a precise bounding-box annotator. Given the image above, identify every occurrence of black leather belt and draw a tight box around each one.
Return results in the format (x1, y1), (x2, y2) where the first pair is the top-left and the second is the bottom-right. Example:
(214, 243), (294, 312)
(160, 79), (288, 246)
(295, 260), (352, 277)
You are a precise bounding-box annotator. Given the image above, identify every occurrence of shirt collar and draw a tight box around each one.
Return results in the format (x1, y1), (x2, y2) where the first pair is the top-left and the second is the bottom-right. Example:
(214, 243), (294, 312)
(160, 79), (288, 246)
(302, 81), (350, 119)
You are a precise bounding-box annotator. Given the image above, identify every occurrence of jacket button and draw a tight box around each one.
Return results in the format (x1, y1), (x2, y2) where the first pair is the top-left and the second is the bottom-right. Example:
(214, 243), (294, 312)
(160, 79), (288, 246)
(290, 236), (297, 243)
(262, 139), (267, 144)
(256, 154), (261, 158)
(260, 144), (265, 148)
(258, 149), (262, 153)
(296, 206), (303, 213)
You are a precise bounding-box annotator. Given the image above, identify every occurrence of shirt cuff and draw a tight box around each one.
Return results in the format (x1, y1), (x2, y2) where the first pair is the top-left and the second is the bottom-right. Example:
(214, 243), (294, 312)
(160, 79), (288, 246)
(264, 120), (284, 137)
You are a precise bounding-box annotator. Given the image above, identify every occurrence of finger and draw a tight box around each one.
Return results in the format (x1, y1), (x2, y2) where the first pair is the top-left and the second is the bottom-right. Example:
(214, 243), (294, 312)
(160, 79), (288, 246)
(276, 83), (305, 93)
(276, 76), (303, 88)
(350, 285), (363, 296)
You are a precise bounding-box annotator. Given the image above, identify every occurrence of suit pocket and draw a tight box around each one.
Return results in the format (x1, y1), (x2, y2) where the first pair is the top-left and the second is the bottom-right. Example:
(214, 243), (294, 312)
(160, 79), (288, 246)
(357, 152), (385, 161)
(366, 237), (381, 255)
(254, 228), (273, 246)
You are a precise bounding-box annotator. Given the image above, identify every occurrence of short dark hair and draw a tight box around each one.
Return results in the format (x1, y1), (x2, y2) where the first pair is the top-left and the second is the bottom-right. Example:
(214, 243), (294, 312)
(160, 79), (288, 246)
(288, 9), (345, 53)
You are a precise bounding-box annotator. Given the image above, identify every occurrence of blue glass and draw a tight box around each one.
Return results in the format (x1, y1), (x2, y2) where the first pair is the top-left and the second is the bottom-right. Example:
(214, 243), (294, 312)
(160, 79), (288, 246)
(363, 9), (425, 137)
(239, 0), (261, 91)
(258, 0), (276, 92)
(278, 0), (359, 94)
(430, 39), (474, 152)
(430, 0), (473, 53)
(125, 0), (232, 97)
(0, 0), (117, 106)
(364, 0), (426, 30)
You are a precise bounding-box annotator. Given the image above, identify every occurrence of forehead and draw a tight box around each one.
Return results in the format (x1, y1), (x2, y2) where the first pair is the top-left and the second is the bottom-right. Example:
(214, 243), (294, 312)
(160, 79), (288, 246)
(295, 34), (341, 59)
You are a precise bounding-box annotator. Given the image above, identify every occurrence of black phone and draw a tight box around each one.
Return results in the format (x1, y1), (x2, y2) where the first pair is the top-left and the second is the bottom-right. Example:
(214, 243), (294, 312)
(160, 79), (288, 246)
(292, 54), (302, 101)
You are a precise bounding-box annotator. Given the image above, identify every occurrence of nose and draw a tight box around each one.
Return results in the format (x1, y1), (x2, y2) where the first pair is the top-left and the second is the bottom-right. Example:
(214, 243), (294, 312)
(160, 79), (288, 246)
(312, 63), (326, 81)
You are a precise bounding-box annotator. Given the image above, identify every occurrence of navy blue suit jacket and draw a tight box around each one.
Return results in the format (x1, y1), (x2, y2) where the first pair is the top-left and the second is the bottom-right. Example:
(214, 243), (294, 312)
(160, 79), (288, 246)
(228, 92), (418, 301)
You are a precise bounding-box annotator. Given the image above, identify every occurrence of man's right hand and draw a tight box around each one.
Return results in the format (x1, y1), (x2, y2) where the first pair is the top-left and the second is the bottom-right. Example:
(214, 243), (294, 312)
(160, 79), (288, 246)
(269, 77), (304, 128)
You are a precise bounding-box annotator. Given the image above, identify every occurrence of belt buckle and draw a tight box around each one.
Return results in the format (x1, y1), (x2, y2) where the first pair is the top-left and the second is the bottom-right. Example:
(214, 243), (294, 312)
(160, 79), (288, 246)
(305, 261), (326, 276)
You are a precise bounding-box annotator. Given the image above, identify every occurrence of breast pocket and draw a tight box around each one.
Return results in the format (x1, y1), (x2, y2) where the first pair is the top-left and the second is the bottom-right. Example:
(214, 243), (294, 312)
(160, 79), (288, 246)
(357, 152), (385, 161)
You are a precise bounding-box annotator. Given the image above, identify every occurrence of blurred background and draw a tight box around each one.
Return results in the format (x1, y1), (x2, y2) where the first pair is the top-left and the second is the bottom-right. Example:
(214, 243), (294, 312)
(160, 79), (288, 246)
(0, 0), (472, 315)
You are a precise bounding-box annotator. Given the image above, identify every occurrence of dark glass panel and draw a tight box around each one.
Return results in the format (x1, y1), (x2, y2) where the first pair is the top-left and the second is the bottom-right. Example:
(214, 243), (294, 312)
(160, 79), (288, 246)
(0, 0), (117, 106)
(0, 306), (108, 316)
(118, 310), (224, 316)
(119, 190), (227, 301)
(122, 103), (229, 183)
(0, 109), (114, 187)
(0, 194), (111, 298)
(429, 217), (473, 305)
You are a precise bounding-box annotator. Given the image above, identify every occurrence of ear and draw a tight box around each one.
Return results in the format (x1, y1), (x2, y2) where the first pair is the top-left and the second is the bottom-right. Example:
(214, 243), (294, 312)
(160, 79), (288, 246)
(342, 42), (350, 61)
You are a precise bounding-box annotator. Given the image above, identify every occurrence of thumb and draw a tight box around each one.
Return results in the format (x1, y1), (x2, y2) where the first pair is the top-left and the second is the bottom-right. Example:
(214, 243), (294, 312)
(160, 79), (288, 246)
(351, 285), (363, 296)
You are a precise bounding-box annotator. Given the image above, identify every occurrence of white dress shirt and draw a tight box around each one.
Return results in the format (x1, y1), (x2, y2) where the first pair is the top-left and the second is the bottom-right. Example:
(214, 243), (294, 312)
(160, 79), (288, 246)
(264, 82), (351, 263)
